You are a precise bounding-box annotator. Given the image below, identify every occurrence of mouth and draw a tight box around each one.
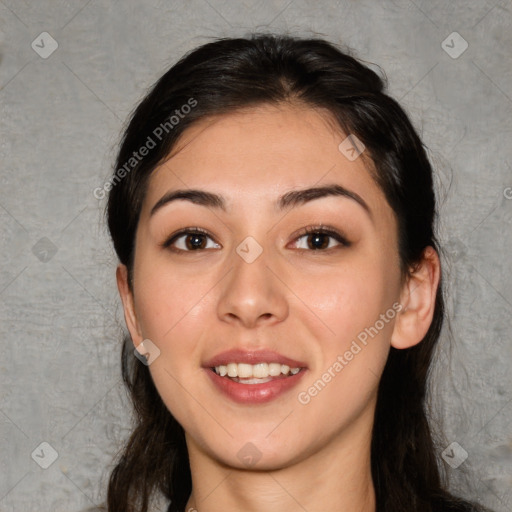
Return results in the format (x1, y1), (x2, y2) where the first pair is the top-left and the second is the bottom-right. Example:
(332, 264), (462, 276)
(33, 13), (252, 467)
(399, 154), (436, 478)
(203, 349), (308, 403)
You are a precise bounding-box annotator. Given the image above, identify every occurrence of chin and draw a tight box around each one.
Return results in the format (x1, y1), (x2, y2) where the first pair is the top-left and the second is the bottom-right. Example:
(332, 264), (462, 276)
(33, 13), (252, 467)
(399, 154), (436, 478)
(204, 432), (309, 471)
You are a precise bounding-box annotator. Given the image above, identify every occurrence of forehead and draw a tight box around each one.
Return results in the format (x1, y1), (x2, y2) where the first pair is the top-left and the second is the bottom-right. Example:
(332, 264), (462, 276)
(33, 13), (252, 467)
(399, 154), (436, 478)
(142, 104), (387, 218)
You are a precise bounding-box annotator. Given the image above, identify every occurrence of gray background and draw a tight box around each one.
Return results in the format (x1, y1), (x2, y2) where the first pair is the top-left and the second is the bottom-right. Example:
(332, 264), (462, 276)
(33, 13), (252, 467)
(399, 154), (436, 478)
(0, 0), (511, 511)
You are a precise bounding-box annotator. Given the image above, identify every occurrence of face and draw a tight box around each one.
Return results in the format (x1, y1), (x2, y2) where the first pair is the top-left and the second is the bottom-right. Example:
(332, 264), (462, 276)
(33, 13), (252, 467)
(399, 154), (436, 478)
(120, 103), (407, 470)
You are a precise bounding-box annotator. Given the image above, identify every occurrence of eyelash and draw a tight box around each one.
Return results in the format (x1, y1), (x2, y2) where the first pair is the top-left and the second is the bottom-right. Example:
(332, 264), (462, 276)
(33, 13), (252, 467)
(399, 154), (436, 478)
(162, 225), (351, 253)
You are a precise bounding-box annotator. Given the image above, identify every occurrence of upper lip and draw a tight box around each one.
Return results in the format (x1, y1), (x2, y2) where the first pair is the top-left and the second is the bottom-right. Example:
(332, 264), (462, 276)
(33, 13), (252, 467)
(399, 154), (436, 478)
(203, 349), (307, 369)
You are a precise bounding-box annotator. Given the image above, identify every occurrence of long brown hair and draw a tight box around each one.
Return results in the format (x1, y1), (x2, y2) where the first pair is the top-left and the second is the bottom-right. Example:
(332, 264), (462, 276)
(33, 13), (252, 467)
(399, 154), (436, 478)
(104, 34), (491, 512)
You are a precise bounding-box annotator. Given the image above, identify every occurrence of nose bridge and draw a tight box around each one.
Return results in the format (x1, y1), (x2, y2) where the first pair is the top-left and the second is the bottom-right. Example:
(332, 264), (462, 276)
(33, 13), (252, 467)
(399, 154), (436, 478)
(216, 234), (288, 326)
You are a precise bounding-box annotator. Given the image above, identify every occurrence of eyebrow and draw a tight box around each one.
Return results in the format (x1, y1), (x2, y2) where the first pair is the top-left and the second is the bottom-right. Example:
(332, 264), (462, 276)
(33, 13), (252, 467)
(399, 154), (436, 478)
(149, 183), (372, 220)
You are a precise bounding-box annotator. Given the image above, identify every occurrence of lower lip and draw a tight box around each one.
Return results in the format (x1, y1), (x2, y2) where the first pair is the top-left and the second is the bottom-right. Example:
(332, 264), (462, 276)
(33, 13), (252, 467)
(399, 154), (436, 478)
(205, 368), (307, 404)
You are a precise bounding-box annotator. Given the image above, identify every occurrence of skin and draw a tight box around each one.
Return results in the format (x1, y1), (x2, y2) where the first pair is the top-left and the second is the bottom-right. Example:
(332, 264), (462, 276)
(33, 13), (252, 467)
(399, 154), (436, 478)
(117, 103), (440, 512)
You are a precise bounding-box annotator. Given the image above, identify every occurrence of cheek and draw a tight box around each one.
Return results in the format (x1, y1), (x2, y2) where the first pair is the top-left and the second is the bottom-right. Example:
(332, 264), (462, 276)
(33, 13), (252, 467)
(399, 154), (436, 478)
(132, 262), (214, 422)
(295, 260), (393, 341)
(133, 250), (215, 343)
(292, 254), (399, 408)
(295, 266), (395, 421)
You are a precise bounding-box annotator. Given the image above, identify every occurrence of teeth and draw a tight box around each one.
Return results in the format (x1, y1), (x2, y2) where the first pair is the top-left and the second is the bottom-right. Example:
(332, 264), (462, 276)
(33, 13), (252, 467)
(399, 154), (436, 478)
(268, 363), (282, 376)
(238, 363), (253, 378)
(253, 363), (268, 378)
(214, 362), (302, 379)
(227, 363), (237, 377)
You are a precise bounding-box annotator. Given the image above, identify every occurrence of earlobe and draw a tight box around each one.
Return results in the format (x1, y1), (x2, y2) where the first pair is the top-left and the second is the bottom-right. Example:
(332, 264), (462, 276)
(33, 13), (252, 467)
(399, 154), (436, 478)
(391, 246), (441, 350)
(116, 264), (143, 346)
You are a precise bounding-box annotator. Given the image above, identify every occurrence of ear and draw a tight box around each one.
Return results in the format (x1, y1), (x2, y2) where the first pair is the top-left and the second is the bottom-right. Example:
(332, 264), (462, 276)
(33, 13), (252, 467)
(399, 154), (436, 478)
(116, 264), (143, 347)
(391, 246), (441, 349)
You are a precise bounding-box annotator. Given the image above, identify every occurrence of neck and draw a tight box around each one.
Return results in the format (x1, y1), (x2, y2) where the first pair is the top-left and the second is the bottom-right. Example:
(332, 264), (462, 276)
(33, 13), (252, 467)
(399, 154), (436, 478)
(184, 405), (377, 512)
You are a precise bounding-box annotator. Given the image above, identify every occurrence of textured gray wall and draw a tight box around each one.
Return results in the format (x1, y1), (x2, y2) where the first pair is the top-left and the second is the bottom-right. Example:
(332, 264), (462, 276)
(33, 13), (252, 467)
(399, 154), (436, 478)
(0, 1), (511, 511)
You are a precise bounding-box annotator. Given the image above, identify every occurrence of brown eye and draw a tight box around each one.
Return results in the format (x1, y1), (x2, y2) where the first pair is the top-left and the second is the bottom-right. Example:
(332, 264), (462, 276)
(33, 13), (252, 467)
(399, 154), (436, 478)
(184, 233), (208, 250)
(305, 233), (331, 250)
(293, 227), (350, 251)
(164, 229), (220, 252)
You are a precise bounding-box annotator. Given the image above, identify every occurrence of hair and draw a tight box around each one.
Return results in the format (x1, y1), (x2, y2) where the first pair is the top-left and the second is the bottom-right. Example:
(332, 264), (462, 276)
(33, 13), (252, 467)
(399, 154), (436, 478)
(104, 34), (491, 512)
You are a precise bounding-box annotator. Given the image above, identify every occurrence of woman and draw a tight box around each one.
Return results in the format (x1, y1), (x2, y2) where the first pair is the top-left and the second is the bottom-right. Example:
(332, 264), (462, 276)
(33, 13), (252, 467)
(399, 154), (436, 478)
(97, 34), (492, 512)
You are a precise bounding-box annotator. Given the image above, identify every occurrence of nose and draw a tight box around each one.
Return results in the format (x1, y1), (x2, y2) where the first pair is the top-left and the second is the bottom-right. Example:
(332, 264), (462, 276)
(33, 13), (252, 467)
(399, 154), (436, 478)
(216, 239), (289, 329)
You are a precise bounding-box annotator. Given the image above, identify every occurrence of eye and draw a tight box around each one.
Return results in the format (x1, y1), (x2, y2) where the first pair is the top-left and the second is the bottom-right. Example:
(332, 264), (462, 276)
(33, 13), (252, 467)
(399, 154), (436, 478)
(163, 228), (221, 252)
(162, 225), (350, 253)
(291, 226), (350, 251)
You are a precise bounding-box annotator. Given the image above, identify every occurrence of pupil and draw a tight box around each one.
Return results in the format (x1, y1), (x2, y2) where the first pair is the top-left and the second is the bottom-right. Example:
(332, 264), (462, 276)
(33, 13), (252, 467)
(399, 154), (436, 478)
(187, 234), (205, 250)
(309, 234), (328, 250)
